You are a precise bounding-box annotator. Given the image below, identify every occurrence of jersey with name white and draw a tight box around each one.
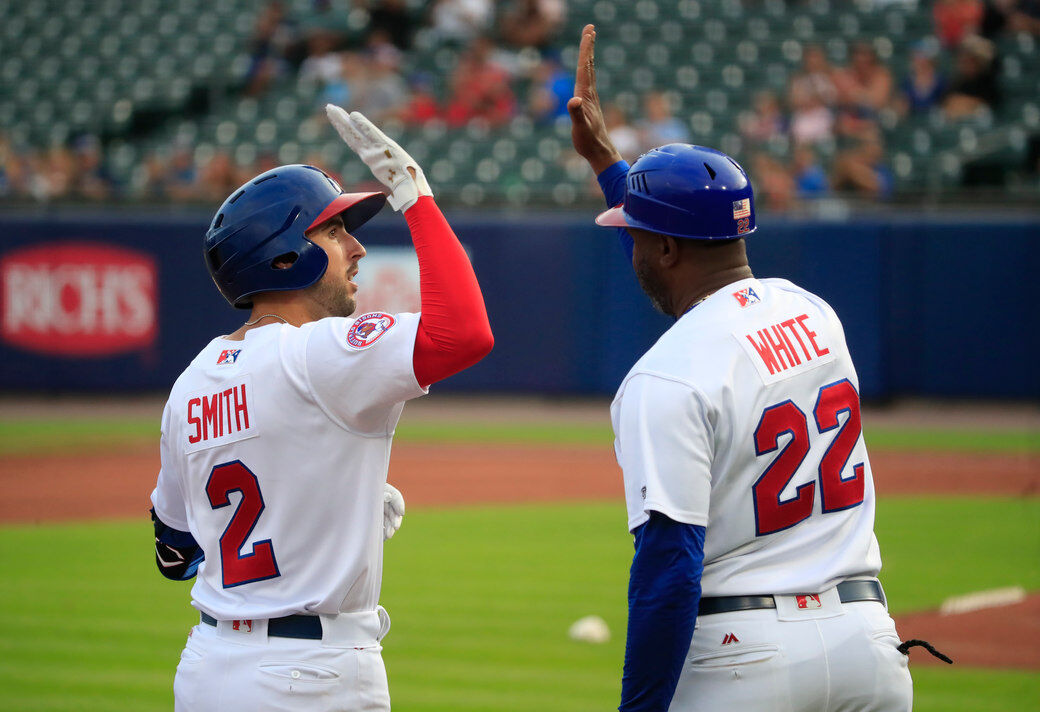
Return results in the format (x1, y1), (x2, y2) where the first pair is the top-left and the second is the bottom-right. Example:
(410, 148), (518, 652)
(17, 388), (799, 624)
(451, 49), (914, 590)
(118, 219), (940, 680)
(150, 313), (427, 620)
(611, 277), (881, 597)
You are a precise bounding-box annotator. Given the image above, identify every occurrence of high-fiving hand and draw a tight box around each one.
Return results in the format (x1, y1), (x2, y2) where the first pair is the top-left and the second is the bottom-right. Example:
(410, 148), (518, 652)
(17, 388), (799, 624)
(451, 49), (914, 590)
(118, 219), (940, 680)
(567, 24), (623, 175)
(326, 105), (433, 211)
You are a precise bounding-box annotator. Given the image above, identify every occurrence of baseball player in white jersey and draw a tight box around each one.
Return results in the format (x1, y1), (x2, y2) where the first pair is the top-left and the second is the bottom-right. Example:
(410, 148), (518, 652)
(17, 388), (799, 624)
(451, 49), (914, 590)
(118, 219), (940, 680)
(150, 108), (493, 711)
(567, 24), (939, 711)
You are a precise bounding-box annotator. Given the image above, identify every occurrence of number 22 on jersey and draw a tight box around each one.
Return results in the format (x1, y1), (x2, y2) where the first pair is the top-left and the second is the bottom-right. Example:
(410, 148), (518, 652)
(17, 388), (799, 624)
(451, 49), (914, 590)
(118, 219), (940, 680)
(752, 379), (865, 536)
(206, 460), (281, 588)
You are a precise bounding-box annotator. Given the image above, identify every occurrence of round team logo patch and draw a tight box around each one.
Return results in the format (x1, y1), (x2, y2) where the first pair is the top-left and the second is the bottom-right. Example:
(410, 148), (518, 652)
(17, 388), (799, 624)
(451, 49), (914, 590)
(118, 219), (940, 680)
(346, 312), (396, 350)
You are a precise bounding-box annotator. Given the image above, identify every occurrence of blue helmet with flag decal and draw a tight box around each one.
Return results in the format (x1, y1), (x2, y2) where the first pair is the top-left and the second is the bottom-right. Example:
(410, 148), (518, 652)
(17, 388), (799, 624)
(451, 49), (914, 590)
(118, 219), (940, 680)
(204, 164), (386, 309)
(595, 144), (756, 240)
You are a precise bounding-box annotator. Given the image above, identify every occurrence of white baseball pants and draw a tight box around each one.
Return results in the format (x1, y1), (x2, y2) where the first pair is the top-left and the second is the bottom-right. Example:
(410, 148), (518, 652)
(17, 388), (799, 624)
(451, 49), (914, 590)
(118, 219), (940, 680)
(174, 608), (392, 712)
(670, 593), (913, 712)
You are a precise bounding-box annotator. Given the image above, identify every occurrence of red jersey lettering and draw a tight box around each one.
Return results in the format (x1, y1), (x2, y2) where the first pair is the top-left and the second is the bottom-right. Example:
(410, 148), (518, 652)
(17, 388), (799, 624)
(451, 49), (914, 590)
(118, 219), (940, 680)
(187, 383), (253, 445)
(795, 314), (830, 357)
(743, 314), (831, 378)
(187, 398), (203, 444)
(746, 332), (781, 375)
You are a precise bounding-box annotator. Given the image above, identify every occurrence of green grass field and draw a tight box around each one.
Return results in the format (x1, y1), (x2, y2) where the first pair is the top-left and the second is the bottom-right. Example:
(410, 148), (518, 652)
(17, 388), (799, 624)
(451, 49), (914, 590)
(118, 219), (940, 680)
(1, 417), (1038, 455)
(0, 498), (1037, 711)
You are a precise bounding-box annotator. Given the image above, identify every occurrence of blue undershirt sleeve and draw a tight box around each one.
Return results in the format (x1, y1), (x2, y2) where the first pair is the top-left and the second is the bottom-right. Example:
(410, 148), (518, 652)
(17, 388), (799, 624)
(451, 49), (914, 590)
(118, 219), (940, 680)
(596, 160), (634, 262)
(619, 511), (706, 712)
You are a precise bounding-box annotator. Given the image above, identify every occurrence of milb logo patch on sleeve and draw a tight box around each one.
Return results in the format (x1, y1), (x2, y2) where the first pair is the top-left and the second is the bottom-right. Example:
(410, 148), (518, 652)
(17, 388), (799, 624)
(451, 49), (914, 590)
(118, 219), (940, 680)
(346, 312), (396, 349)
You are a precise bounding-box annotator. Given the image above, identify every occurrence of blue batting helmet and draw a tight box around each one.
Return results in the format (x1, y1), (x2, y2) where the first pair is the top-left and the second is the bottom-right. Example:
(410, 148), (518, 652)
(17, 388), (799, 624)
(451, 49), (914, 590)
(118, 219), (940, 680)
(204, 164), (386, 309)
(595, 144), (756, 240)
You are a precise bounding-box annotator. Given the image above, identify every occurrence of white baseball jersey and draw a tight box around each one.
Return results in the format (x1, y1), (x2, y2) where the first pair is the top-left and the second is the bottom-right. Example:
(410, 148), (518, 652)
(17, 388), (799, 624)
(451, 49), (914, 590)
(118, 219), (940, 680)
(611, 277), (881, 597)
(150, 312), (426, 620)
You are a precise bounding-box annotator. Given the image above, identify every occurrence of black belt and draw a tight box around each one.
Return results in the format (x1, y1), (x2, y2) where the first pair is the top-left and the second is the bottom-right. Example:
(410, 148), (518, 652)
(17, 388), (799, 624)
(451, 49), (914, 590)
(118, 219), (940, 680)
(698, 580), (885, 616)
(200, 612), (323, 640)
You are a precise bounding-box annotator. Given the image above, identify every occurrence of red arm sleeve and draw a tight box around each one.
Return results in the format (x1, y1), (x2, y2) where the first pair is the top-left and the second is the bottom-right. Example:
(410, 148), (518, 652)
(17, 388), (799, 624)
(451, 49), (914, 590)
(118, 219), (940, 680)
(406, 196), (494, 388)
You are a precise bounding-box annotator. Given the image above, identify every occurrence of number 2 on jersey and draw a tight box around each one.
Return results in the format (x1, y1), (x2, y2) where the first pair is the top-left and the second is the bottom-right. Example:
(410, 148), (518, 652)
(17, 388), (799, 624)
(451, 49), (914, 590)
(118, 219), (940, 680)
(752, 379), (865, 536)
(206, 461), (281, 588)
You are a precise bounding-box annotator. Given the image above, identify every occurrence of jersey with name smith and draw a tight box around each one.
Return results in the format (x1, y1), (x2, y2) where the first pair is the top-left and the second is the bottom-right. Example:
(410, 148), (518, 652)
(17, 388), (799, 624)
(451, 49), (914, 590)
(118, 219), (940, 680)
(151, 314), (426, 620)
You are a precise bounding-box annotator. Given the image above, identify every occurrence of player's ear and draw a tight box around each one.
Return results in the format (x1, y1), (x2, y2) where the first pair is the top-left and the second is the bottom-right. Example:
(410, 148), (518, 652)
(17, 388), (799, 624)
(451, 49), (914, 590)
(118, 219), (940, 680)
(659, 235), (681, 268)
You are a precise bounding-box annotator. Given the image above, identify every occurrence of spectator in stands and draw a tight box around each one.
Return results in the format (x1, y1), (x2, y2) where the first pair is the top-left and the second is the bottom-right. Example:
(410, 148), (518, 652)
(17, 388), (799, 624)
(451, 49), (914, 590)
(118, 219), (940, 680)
(300, 33), (345, 85)
(245, 1), (295, 97)
(896, 41), (947, 116)
(166, 146), (199, 201)
(790, 90), (835, 146)
(71, 135), (112, 200)
(0, 133), (14, 197)
(527, 56), (573, 125)
(395, 72), (441, 125)
(943, 34), (1001, 119)
(499, 0), (566, 51)
(199, 152), (240, 200)
(834, 42), (892, 139)
(751, 153), (796, 210)
(444, 37), (516, 127)
(316, 51), (361, 111)
(1013, 0), (1040, 34)
(788, 45), (838, 110)
(364, 0), (418, 50)
(791, 145), (829, 200)
(134, 152), (169, 200)
(355, 33), (409, 122)
(41, 145), (76, 201)
(636, 91), (690, 152)
(934, 0), (984, 47)
(604, 103), (641, 162)
(831, 132), (894, 199)
(981, 0), (1040, 35)
(428, 0), (493, 46)
(740, 90), (787, 145)
(835, 42), (893, 113)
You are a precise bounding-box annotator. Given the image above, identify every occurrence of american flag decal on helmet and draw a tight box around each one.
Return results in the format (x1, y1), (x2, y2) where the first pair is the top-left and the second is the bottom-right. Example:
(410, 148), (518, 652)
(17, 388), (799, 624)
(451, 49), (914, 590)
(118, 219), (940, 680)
(732, 198), (751, 219)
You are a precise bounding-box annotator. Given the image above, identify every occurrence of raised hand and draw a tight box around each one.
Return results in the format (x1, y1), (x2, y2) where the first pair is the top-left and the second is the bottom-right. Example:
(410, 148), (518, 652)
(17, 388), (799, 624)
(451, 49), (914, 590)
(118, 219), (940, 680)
(326, 105), (433, 212)
(567, 24), (623, 175)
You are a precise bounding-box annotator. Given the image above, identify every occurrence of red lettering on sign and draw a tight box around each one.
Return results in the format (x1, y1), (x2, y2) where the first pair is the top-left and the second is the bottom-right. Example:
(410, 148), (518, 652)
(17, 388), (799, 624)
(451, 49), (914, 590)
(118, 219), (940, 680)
(0, 242), (157, 356)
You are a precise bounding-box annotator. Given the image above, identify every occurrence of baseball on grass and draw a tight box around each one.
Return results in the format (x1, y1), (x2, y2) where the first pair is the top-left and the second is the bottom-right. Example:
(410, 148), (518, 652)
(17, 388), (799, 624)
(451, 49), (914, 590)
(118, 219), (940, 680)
(568, 615), (611, 644)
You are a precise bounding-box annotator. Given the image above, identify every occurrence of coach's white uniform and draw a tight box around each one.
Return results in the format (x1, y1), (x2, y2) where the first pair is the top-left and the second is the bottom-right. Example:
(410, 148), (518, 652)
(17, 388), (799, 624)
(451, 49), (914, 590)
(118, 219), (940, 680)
(151, 312), (425, 712)
(612, 277), (912, 711)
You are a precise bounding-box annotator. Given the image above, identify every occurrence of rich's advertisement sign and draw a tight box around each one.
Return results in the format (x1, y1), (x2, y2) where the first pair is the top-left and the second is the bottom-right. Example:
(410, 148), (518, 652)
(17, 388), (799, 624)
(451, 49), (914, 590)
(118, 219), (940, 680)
(1, 242), (158, 357)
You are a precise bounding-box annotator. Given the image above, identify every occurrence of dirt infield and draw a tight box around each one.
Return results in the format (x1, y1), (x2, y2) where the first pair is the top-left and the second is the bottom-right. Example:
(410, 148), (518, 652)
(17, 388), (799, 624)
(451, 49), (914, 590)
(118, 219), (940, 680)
(1, 444), (1035, 523)
(896, 593), (1040, 670)
(0, 441), (1036, 670)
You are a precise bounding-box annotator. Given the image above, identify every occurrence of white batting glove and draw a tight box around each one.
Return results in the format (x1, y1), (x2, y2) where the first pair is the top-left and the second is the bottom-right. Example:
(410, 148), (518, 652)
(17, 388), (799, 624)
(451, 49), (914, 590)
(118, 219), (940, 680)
(383, 482), (405, 541)
(326, 105), (433, 211)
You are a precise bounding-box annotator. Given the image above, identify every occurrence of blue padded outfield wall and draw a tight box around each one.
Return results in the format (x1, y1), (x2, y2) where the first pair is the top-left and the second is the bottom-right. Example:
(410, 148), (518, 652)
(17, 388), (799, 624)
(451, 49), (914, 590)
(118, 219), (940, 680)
(0, 209), (1036, 400)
